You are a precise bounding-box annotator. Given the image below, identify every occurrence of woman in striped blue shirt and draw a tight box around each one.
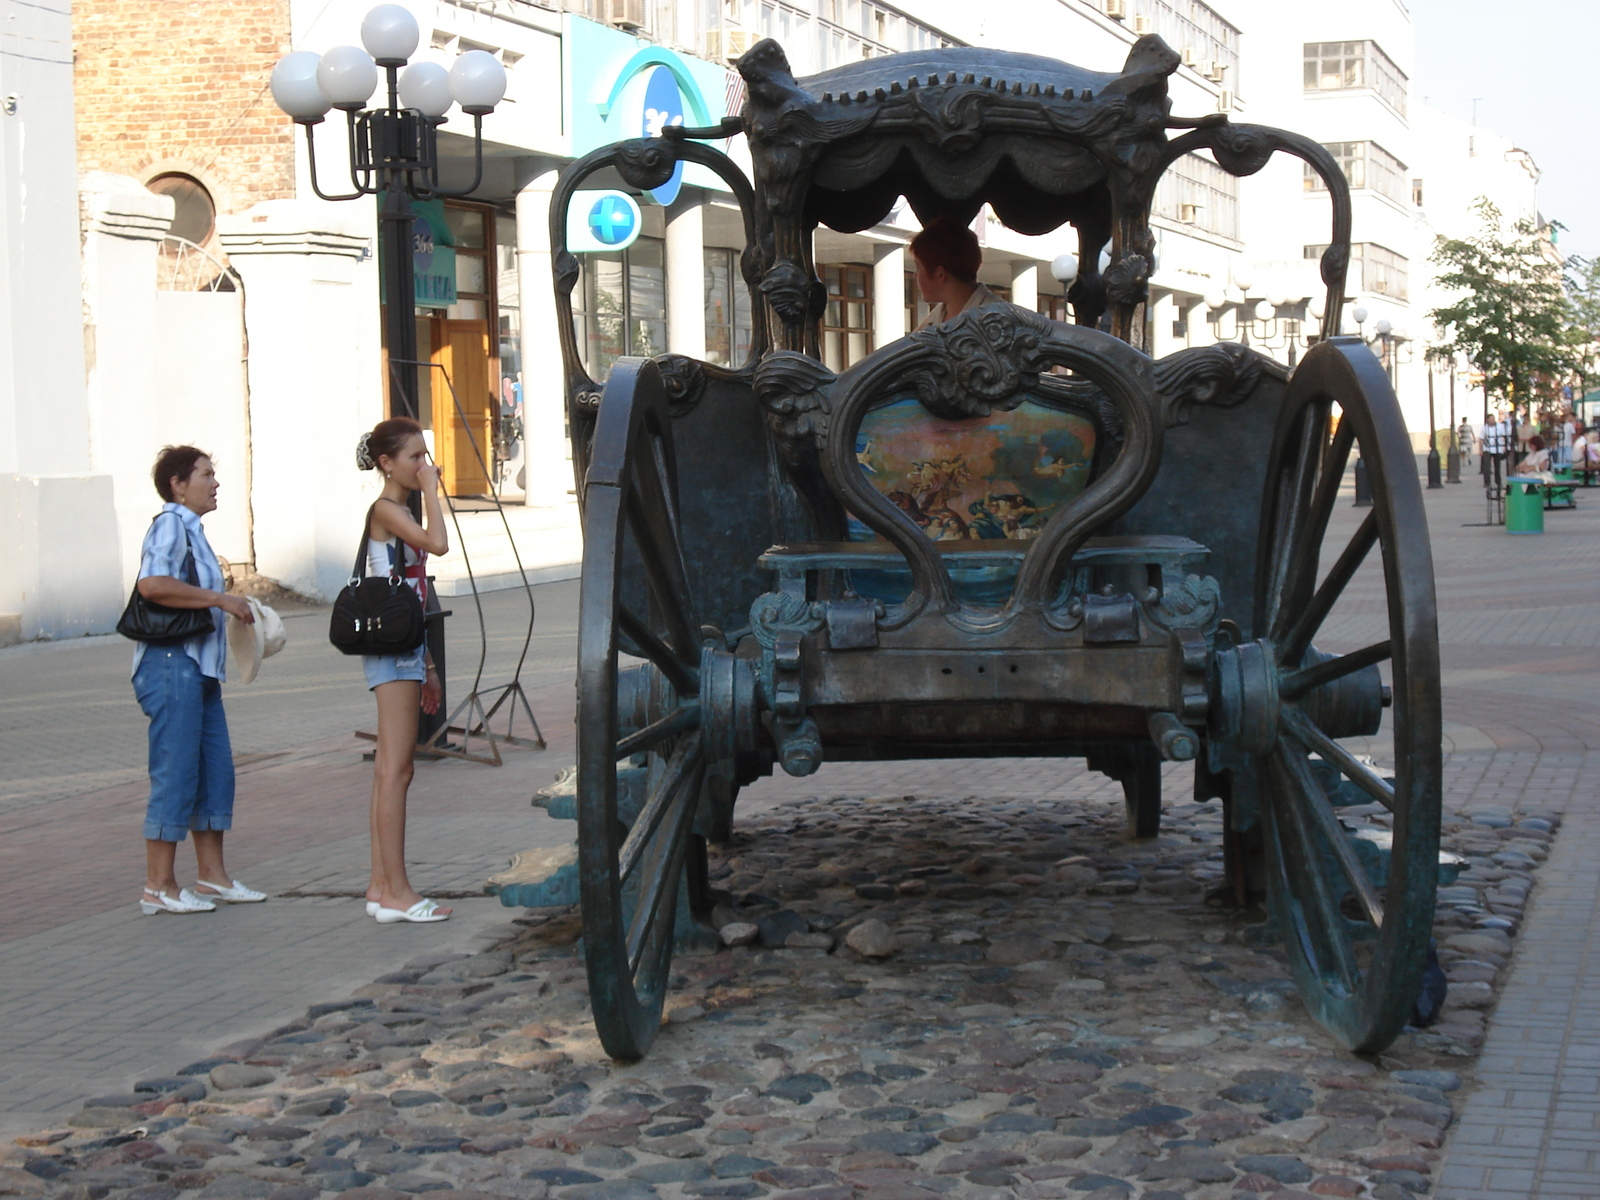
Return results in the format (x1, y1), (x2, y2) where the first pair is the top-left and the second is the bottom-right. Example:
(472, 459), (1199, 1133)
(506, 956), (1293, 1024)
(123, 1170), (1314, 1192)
(132, 446), (267, 915)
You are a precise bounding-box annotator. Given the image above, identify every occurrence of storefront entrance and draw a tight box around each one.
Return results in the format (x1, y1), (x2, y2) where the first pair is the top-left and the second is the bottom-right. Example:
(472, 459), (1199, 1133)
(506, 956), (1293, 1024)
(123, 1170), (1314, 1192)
(430, 317), (494, 496)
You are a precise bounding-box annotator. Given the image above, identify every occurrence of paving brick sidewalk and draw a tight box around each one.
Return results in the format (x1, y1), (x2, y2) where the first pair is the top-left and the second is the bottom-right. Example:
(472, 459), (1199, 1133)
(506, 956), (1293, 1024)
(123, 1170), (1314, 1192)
(5, 474), (1600, 1197)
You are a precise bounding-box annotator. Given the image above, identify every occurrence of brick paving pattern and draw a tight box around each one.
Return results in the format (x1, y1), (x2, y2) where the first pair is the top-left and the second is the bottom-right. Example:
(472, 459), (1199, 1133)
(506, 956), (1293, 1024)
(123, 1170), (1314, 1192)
(2, 475), (1600, 1194)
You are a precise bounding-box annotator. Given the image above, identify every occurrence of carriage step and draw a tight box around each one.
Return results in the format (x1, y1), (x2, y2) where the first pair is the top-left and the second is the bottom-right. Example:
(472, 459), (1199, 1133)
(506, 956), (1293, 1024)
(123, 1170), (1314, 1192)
(486, 844), (580, 908)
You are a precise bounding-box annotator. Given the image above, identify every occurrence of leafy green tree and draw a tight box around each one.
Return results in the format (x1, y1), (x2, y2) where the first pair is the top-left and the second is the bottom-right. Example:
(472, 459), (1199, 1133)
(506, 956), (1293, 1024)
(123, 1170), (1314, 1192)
(1564, 252), (1600, 398)
(1428, 199), (1580, 413)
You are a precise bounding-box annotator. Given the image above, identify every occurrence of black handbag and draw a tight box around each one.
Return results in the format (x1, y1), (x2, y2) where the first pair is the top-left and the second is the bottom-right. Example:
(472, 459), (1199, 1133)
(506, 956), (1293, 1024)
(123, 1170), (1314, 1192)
(328, 507), (427, 656)
(116, 512), (216, 644)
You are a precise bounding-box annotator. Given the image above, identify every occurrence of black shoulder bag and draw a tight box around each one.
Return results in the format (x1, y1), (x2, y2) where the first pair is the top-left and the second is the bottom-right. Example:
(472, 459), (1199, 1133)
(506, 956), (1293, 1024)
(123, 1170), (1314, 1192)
(116, 512), (216, 644)
(328, 506), (427, 656)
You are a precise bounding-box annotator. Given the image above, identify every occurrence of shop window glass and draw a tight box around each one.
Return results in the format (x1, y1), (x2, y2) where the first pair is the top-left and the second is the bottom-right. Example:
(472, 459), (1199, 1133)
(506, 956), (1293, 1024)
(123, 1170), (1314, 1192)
(822, 263), (872, 372)
(573, 237), (667, 381)
(704, 247), (753, 368)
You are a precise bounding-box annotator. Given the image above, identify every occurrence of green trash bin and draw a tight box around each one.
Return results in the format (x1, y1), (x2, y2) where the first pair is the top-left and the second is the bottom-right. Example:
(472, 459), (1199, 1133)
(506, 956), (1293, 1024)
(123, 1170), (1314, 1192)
(1505, 478), (1545, 533)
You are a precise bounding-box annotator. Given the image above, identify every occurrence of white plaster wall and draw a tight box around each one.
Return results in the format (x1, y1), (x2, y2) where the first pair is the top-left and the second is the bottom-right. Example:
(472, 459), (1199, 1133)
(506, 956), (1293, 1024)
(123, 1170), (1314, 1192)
(219, 202), (383, 600)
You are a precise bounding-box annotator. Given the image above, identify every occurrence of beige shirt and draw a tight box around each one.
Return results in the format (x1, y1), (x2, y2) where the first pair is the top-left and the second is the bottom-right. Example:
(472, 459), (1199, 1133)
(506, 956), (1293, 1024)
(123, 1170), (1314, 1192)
(918, 282), (1005, 330)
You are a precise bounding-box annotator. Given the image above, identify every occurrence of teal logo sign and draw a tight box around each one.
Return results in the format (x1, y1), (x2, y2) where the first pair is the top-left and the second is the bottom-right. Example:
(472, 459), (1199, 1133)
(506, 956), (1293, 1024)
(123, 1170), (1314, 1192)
(640, 65), (685, 205)
(410, 200), (455, 309)
(567, 189), (643, 253)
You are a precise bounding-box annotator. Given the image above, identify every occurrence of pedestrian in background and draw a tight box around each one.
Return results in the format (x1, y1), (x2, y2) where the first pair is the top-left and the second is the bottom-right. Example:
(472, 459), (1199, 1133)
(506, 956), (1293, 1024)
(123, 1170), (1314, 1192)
(1456, 420), (1475, 467)
(132, 446), (267, 915)
(355, 417), (452, 924)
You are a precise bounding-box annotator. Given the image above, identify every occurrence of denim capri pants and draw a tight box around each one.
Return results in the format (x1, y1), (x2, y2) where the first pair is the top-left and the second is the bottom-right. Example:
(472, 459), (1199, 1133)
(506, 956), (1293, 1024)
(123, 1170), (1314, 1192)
(363, 637), (427, 689)
(133, 647), (235, 842)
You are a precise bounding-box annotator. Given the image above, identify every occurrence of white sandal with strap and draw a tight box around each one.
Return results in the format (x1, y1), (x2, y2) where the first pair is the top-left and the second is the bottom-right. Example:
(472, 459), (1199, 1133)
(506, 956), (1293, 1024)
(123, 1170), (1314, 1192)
(140, 888), (217, 915)
(195, 879), (268, 903)
(373, 897), (450, 924)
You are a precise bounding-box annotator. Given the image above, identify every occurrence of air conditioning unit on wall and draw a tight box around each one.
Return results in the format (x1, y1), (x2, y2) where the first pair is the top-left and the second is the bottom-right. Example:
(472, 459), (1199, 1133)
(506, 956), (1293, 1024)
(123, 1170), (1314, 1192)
(1104, 0), (1127, 19)
(705, 28), (756, 61)
(1216, 88), (1234, 112)
(1132, 14), (1153, 34)
(607, 0), (646, 31)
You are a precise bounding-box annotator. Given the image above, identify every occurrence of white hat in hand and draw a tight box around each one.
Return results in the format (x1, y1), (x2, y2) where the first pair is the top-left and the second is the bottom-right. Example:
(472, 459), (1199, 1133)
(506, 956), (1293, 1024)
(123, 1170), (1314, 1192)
(228, 596), (287, 684)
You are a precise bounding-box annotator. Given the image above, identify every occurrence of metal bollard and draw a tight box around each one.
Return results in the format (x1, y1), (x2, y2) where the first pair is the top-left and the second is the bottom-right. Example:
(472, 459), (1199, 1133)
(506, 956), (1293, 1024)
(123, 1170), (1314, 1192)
(1447, 444), (1461, 484)
(1427, 444), (1443, 489)
(1353, 456), (1372, 507)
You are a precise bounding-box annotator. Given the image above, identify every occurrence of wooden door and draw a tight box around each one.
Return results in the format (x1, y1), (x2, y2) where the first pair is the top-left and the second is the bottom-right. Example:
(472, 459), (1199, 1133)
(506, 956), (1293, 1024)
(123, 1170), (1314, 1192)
(431, 318), (494, 496)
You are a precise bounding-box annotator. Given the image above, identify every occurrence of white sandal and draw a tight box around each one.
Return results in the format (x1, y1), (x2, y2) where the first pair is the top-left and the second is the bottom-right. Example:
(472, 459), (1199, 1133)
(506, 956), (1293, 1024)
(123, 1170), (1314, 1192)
(195, 879), (268, 903)
(140, 888), (217, 915)
(373, 898), (450, 924)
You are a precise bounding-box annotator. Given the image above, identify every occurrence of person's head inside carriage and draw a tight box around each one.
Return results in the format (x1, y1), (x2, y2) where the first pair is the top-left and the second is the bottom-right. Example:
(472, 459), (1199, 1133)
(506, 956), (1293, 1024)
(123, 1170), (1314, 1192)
(909, 216), (1007, 329)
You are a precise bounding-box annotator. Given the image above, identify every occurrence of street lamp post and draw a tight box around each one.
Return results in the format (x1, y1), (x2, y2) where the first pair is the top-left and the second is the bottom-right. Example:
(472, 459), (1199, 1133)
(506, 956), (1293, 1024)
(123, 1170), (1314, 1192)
(269, 5), (507, 743)
(1426, 362), (1442, 489)
(1446, 359), (1461, 483)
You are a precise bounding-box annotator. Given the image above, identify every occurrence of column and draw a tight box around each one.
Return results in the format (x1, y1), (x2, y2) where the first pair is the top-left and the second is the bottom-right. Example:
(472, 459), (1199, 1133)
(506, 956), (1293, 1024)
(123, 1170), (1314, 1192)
(1146, 290), (1178, 359)
(873, 244), (906, 348)
(218, 201), (381, 600)
(1010, 261), (1039, 314)
(515, 168), (576, 510)
(665, 191), (706, 361)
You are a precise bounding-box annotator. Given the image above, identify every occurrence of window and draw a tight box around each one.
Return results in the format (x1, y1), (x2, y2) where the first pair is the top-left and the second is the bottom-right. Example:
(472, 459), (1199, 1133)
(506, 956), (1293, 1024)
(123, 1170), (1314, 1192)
(1154, 152), (1240, 242)
(1304, 242), (1409, 301)
(1304, 141), (1408, 206)
(147, 174), (216, 245)
(444, 204), (492, 321)
(573, 237), (667, 381)
(750, 0), (956, 75)
(1303, 40), (1408, 116)
(704, 247), (754, 368)
(1412, 178), (1424, 207)
(822, 263), (872, 372)
(1039, 295), (1069, 323)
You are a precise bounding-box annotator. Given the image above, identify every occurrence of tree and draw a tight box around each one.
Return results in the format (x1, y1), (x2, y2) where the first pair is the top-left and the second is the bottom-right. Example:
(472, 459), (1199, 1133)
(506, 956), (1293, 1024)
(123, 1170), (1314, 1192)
(1563, 252), (1600, 399)
(1428, 199), (1580, 416)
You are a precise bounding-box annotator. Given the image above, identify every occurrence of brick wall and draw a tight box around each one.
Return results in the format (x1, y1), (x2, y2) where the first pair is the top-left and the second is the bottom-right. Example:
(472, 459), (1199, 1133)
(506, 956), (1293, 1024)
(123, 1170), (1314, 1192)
(73, 0), (296, 225)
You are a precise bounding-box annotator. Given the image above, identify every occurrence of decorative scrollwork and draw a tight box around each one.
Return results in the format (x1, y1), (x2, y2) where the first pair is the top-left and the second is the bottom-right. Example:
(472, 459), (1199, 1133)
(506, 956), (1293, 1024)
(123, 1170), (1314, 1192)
(614, 138), (679, 191)
(1141, 574), (1222, 635)
(653, 354), (708, 417)
(573, 389), (602, 411)
(749, 590), (824, 650)
(754, 350), (836, 463)
(759, 261), (814, 326)
(1152, 343), (1262, 427)
(554, 249), (580, 297)
(1207, 124), (1276, 178)
(1102, 252), (1150, 307)
(905, 305), (1053, 420)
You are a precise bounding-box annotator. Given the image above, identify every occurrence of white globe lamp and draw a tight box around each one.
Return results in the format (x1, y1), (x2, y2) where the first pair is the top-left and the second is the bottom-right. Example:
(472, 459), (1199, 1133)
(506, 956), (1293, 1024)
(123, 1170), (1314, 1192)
(399, 61), (453, 117)
(1253, 299), (1274, 322)
(317, 45), (378, 112)
(1203, 289), (1226, 311)
(1374, 317), (1393, 336)
(449, 50), (507, 115)
(1050, 253), (1078, 284)
(1352, 305), (1369, 325)
(361, 4), (420, 66)
(270, 51), (331, 122)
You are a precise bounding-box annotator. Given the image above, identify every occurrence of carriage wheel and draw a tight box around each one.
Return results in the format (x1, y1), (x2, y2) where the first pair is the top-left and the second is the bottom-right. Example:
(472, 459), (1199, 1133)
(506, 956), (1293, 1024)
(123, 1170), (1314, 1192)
(577, 358), (710, 1060)
(1237, 337), (1441, 1053)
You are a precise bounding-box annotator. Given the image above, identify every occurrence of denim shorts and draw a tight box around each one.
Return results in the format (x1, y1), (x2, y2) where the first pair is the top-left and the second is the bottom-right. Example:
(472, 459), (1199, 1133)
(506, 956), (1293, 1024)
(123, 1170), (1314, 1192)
(133, 648), (235, 842)
(363, 638), (427, 689)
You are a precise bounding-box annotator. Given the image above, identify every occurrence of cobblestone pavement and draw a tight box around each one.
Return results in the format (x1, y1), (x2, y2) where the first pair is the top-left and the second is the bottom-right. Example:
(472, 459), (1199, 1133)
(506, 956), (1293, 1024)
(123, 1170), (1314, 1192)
(2, 473), (1599, 1197)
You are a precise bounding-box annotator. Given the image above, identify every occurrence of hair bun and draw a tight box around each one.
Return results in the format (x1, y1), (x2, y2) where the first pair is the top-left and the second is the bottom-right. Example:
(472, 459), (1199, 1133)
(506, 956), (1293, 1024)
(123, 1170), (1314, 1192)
(355, 431), (376, 471)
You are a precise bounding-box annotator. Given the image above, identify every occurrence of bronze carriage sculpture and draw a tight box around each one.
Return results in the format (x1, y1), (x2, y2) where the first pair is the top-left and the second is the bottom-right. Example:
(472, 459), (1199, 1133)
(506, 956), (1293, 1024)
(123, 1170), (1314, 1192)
(523, 35), (1441, 1060)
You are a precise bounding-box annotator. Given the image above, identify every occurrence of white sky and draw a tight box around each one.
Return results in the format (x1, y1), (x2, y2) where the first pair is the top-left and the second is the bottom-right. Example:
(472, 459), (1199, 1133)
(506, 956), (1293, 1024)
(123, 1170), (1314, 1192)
(1408, 0), (1600, 262)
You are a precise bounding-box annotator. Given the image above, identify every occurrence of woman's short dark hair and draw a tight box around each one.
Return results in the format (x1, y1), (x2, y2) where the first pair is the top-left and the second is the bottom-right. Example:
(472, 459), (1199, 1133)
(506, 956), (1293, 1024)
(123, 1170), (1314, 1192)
(359, 417), (424, 471)
(1529, 435), (1546, 451)
(152, 445), (210, 501)
(910, 216), (982, 283)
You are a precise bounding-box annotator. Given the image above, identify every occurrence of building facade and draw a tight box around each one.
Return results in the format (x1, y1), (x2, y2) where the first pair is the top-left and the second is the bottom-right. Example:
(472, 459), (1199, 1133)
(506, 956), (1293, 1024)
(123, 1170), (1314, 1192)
(40, 0), (1547, 630)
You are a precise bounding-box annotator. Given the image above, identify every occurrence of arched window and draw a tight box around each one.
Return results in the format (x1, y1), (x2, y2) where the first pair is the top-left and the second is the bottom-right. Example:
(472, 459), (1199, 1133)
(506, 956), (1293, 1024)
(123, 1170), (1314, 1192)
(147, 174), (216, 246)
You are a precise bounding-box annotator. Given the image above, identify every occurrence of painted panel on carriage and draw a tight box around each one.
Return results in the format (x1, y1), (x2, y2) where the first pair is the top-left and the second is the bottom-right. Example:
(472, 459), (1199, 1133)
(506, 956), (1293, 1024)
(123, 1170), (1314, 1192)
(846, 397), (1097, 604)
(563, 14), (737, 200)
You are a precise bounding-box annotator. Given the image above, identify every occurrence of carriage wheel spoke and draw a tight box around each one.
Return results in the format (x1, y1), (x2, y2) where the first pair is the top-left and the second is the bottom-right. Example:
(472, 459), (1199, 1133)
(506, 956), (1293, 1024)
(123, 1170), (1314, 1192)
(1280, 705), (1396, 811)
(615, 703), (701, 760)
(1265, 403), (1330, 627)
(1273, 421), (1356, 639)
(618, 733), (702, 890)
(1267, 749), (1362, 993)
(624, 433), (700, 670)
(625, 747), (705, 976)
(618, 608), (699, 696)
(1279, 511), (1378, 666)
(1279, 640), (1392, 700)
(1277, 739), (1386, 929)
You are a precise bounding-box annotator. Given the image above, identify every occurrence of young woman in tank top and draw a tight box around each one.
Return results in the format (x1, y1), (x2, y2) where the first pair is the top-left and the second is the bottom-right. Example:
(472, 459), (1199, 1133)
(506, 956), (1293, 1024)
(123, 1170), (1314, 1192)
(355, 417), (452, 923)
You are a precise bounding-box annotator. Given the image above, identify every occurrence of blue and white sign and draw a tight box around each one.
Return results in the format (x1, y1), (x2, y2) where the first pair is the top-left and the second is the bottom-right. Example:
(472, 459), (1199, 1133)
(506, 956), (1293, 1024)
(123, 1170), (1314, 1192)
(567, 189), (643, 253)
(640, 65), (685, 205)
